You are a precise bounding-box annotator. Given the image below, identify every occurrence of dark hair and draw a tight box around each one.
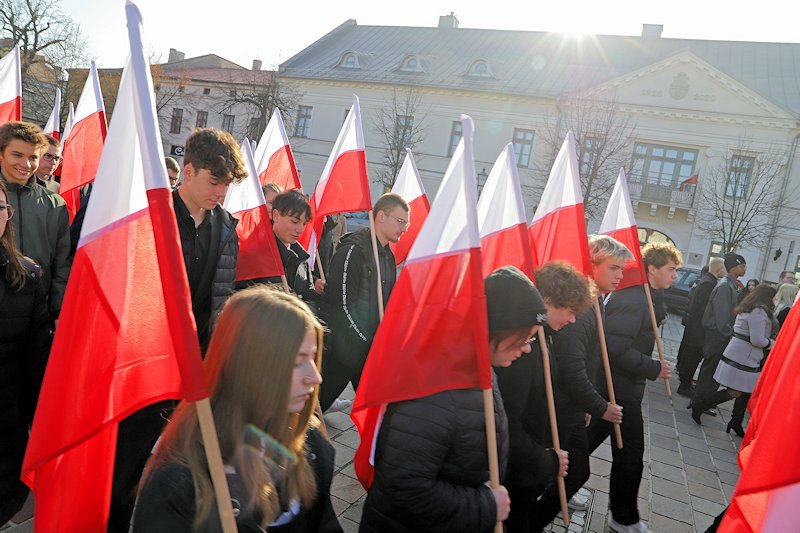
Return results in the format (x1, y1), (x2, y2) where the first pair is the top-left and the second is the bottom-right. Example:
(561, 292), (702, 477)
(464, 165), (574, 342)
(0, 121), (48, 153)
(700, 265), (709, 276)
(534, 260), (597, 315)
(44, 134), (60, 149)
(746, 278), (759, 289)
(183, 128), (247, 185)
(642, 242), (682, 269)
(0, 181), (30, 290)
(735, 284), (777, 318)
(372, 192), (409, 218)
(273, 190), (311, 220)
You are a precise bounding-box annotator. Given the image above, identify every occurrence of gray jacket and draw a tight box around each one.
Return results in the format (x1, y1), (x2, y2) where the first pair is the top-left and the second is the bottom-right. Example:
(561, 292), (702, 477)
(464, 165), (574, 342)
(701, 274), (740, 337)
(722, 307), (774, 369)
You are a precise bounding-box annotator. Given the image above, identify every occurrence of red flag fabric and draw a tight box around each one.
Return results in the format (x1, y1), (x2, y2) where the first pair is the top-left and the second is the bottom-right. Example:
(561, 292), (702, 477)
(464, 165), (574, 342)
(718, 303), (800, 532)
(0, 44), (21, 125)
(21, 5), (208, 530)
(478, 143), (535, 278)
(43, 88), (61, 139)
(389, 149), (430, 265)
(351, 115), (490, 489)
(223, 139), (284, 281)
(599, 168), (647, 290)
(678, 173), (698, 192)
(59, 60), (108, 222)
(528, 131), (592, 276)
(254, 108), (302, 190)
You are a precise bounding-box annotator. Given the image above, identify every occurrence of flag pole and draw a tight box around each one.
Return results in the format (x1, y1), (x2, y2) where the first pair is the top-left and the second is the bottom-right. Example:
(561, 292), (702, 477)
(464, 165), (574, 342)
(315, 250), (327, 284)
(643, 284), (672, 398)
(593, 300), (623, 449)
(367, 211), (385, 320)
(196, 399), (238, 533)
(280, 274), (291, 293)
(482, 388), (504, 533)
(537, 326), (570, 526)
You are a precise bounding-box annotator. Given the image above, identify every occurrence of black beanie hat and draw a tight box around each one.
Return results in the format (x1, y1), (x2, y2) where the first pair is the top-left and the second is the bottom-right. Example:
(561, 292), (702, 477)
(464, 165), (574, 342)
(723, 253), (746, 272)
(484, 266), (548, 332)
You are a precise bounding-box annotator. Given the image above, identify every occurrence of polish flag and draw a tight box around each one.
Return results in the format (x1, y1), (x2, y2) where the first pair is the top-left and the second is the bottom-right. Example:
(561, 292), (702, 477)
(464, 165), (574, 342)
(223, 139), (284, 281)
(351, 115), (491, 489)
(389, 149), (430, 265)
(528, 131), (591, 276)
(60, 60), (108, 222)
(62, 102), (75, 140)
(0, 44), (21, 125)
(21, 4), (208, 530)
(478, 143), (535, 278)
(598, 168), (646, 290)
(43, 88), (61, 139)
(299, 95), (372, 262)
(719, 304), (800, 533)
(253, 108), (301, 190)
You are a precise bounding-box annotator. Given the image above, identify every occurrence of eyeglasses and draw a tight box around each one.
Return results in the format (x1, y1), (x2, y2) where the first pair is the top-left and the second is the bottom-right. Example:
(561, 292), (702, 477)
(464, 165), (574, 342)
(42, 153), (63, 163)
(0, 203), (14, 219)
(393, 216), (411, 228)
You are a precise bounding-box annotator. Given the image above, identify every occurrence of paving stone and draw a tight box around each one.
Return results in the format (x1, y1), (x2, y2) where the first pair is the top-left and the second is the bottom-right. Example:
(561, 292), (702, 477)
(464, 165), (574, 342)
(588, 511), (606, 532)
(717, 468), (741, 486)
(650, 512), (693, 532)
(638, 478), (650, 500)
(589, 456), (612, 477)
(333, 428), (360, 449)
(649, 446), (684, 468)
(637, 497), (651, 521)
(324, 411), (355, 431)
(650, 494), (694, 524)
(592, 490), (609, 515)
(691, 495), (726, 517)
(648, 408), (675, 426)
(331, 473), (366, 504)
(693, 510), (716, 533)
(342, 494), (366, 523)
(331, 494), (349, 516)
(682, 447), (716, 470)
(339, 516), (359, 533)
(706, 436), (738, 453)
(684, 464), (721, 488)
(676, 421), (706, 438)
(331, 440), (356, 468)
(651, 476), (691, 503)
(703, 426), (734, 440)
(649, 422), (678, 438)
(651, 461), (686, 484)
(687, 481), (726, 505)
(721, 483), (736, 503)
(678, 433), (708, 451)
(591, 443), (614, 462)
(651, 432), (680, 452)
(709, 446), (738, 464)
(714, 459), (740, 475)
(585, 473), (609, 493)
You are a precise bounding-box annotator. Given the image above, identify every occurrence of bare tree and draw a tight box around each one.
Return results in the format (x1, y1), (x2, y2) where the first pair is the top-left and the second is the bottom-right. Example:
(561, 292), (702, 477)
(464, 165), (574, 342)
(537, 97), (634, 220)
(372, 87), (427, 191)
(696, 141), (795, 252)
(218, 71), (302, 141)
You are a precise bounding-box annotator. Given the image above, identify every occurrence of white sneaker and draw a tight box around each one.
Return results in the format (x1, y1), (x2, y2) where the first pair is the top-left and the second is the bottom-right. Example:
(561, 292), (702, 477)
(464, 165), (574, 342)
(567, 495), (588, 512)
(325, 398), (353, 413)
(608, 516), (647, 533)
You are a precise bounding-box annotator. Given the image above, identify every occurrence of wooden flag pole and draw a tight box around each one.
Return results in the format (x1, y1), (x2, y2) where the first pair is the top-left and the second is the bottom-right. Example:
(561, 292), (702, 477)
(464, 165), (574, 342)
(483, 388), (504, 533)
(280, 274), (291, 294)
(196, 398), (238, 533)
(643, 284), (672, 398)
(593, 299), (623, 449)
(367, 211), (385, 320)
(315, 253), (326, 284)
(537, 326), (570, 526)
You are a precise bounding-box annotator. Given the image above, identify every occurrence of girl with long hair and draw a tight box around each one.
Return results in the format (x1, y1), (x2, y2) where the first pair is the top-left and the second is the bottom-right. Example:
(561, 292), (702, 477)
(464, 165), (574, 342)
(132, 287), (342, 532)
(0, 180), (52, 523)
(774, 282), (799, 328)
(692, 284), (777, 434)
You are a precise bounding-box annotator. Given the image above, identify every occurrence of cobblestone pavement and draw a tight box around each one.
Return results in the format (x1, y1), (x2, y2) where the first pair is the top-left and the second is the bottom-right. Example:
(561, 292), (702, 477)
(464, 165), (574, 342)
(2, 314), (743, 532)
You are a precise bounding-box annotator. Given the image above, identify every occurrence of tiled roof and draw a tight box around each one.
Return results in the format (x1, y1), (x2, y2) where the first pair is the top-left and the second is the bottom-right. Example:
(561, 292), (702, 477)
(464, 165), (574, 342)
(279, 21), (800, 117)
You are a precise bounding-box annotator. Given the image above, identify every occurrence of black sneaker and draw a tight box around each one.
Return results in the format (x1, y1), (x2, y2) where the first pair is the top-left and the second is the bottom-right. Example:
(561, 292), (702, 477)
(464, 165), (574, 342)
(677, 383), (695, 398)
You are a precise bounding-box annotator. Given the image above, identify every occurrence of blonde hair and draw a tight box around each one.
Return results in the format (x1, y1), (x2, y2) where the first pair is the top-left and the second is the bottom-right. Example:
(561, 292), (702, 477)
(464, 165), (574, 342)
(775, 283), (799, 317)
(142, 287), (323, 528)
(588, 234), (633, 264)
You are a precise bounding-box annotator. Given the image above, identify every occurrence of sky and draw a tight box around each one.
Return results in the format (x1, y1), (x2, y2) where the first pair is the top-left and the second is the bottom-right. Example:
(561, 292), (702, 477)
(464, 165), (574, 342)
(61, 0), (800, 70)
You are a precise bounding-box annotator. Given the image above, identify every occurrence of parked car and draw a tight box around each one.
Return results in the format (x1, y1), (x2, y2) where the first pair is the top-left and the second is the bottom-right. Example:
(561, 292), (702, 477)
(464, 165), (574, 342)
(663, 266), (702, 316)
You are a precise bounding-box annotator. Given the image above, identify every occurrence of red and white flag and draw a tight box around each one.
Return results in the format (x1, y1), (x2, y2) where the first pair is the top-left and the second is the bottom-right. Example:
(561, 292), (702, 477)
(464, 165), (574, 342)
(478, 143), (535, 278)
(389, 148), (430, 265)
(351, 115), (491, 489)
(60, 60), (108, 221)
(21, 4), (208, 530)
(0, 44), (21, 125)
(719, 304), (800, 533)
(300, 94), (372, 261)
(43, 88), (61, 139)
(528, 131), (592, 275)
(62, 102), (75, 140)
(599, 168), (646, 290)
(223, 139), (284, 281)
(253, 107), (302, 190)
(678, 172), (698, 192)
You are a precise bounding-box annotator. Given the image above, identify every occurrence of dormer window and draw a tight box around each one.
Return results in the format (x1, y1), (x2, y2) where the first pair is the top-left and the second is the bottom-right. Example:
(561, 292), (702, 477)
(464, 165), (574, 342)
(400, 55), (422, 72)
(469, 60), (492, 77)
(339, 51), (360, 69)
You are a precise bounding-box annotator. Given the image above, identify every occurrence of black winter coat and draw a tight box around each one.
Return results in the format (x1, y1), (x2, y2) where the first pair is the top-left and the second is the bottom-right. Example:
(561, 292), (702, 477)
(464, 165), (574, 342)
(131, 428), (342, 533)
(551, 301), (609, 431)
(682, 272), (717, 346)
(495, 327), (560, 495)
(359, 382), (508, 533)
(323, 229), (396, 370)
(0, 251), (52, 523)
(602, 285), (664, 403)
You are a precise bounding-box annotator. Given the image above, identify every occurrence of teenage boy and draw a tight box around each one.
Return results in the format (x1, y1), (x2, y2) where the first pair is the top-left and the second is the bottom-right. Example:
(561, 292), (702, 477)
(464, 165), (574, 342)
(34, 135), (62, 194)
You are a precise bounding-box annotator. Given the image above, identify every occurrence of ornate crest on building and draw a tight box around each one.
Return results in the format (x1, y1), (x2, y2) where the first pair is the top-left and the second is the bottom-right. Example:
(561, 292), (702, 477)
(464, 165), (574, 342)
(669, 72), (690, 100)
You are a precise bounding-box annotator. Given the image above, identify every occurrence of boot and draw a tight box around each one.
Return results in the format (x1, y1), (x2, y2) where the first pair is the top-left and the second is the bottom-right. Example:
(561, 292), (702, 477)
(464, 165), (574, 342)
(692, 390), (731, 424)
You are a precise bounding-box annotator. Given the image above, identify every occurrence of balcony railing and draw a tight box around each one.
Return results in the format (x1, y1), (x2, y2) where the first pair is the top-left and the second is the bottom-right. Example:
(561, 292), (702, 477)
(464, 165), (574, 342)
(627, 177), (695, 209)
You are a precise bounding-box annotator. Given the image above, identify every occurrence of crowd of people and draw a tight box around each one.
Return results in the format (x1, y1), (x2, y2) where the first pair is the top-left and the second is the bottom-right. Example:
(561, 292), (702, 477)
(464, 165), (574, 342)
(0, 118), (796, 532)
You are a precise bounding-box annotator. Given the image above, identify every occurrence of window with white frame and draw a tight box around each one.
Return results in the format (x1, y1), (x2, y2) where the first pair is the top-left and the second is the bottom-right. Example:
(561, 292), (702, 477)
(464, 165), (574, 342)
(295, 106), (313, 138)
(222, 114), (235, 133)
(726, 155), (754, 198)
(339, 52), (360, 68)
(469, 60), (491, 77)
(400, 55), (422, 72)
(709, 241), (726, 259)
(512, 128), (535, 167)
(195, 110), (208, 128)
(580, 136), (602, 176)
(447, 121), (462, 157)
(630, 142), (698, 187)
(395, 115), (414, 148)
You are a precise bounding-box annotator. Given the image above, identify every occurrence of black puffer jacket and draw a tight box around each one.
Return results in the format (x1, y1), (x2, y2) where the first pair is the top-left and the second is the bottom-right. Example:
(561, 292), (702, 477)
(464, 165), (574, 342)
(0, 251), (52, 523)
(324, 229), (396, 370)
(551, 300), (609, 431)
(132, 428), (341, 533)
(602, 285), (664, 403)
(682, 272), (717, 346)
(360, 382), (508, 533)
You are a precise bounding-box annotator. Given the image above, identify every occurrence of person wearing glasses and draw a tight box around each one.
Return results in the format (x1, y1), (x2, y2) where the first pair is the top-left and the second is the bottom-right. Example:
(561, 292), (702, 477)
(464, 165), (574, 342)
(0, 179), (52, 524)
(0, 122), (71, 324)
(318, 193), (409, 413)
(34, 135), (62, 194)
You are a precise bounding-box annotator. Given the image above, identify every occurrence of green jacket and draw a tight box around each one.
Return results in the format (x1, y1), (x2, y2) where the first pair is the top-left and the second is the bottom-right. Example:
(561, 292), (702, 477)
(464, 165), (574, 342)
(1, 173), (71, 318)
